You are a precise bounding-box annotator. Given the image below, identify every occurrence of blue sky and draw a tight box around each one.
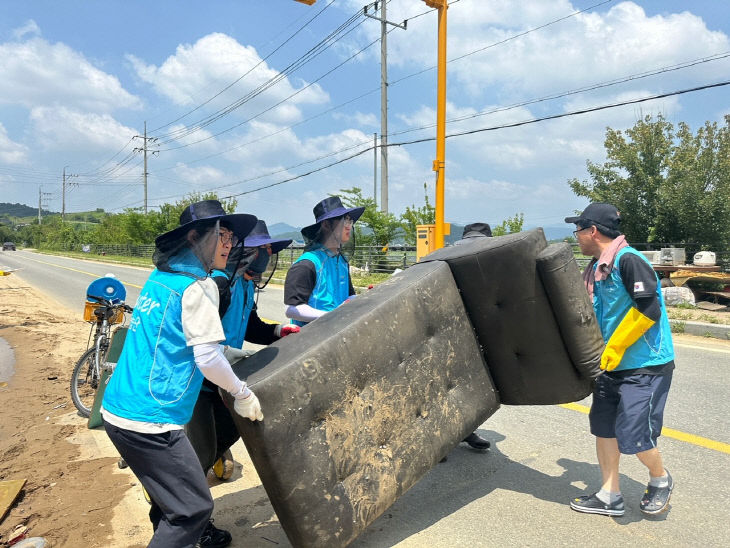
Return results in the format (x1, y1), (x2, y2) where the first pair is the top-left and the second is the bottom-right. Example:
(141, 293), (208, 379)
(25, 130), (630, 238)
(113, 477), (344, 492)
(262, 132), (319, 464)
(1, 0), (729, 231)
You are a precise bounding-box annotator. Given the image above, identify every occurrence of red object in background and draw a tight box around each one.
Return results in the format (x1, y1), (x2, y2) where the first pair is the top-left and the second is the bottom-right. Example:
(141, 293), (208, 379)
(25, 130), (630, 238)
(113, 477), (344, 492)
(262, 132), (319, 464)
(368, 284), (374, 290)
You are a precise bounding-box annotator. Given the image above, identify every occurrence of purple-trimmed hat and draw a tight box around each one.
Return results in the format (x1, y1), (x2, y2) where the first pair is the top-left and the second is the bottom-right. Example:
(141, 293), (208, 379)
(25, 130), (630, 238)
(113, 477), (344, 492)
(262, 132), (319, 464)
(243, 220), (292, 254)
(154, 199), (257, 251)
(300, 196), (365, 241)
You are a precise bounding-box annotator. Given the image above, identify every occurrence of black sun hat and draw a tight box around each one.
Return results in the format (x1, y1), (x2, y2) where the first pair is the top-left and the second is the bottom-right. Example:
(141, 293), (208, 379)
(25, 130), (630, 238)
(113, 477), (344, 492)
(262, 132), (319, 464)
(155, 200), (258, 251)
(564, 203), (621, 231)
(243, 220), (292, 254)
(300, 196), (365, 241)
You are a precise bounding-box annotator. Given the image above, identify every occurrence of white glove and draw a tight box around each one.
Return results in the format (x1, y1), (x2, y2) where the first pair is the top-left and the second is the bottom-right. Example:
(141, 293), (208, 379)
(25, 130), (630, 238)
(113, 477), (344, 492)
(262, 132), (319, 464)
(233, 389), (264, 421)
(222, 345), (253, 363)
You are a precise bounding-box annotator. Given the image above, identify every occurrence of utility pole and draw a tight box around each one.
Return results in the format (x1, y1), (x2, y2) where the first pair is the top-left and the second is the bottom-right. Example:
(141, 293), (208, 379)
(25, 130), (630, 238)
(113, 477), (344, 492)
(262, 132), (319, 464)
(62, 166), (77, 221)
(373, 133), (378, 207)
(38, 186), (51, 225)
(364, 2), (407, 214)
(133, 121), (158, 214)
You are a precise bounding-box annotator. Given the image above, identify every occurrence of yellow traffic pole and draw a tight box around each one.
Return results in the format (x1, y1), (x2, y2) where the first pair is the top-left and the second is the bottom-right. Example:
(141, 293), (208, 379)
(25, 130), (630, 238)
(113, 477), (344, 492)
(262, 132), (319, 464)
(433, 1), (447, 250)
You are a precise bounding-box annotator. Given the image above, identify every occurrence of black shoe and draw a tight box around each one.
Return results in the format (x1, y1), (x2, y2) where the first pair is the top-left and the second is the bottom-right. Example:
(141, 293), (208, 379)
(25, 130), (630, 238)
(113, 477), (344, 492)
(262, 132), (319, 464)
(196, 519), (232, 548)
(463, 432), (490, 451)
(570, 493), (625, 517)
(640, 470), (673, 515)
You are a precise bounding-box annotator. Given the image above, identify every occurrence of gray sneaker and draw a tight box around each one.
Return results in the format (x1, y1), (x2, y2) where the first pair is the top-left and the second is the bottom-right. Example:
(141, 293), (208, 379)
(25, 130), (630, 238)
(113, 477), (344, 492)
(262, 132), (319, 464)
(640, 470), (673, 514)
(570, 493), (625, 516)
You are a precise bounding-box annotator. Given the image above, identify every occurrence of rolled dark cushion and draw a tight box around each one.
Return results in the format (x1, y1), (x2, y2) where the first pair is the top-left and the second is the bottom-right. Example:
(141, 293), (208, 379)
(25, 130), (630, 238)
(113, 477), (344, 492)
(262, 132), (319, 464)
(536, 242), (603, 380)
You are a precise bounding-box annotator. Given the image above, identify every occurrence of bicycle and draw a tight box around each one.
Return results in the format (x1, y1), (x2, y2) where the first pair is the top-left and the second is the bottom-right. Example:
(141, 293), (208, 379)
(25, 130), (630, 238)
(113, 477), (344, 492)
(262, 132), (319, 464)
(70, 294), (133, 417)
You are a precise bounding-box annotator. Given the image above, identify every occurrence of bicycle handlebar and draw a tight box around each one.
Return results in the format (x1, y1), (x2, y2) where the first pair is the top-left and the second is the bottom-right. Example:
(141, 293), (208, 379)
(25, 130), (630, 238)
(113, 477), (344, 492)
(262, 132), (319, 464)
(87, 294), (134, 313)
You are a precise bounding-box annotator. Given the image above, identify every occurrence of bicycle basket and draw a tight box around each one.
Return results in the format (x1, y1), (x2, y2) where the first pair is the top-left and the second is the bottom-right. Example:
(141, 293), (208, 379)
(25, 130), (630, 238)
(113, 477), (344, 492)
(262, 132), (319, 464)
(83, 301), (125, 324)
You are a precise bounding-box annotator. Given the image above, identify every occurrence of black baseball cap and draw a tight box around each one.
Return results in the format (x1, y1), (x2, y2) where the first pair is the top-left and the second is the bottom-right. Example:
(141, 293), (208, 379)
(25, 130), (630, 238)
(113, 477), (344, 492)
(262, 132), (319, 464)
(565, 203), (621, 231)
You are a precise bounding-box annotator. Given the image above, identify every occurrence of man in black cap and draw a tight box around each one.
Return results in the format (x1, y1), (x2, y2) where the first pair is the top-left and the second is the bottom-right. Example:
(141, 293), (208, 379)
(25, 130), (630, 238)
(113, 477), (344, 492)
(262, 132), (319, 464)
(447, 222), (493, 452)
(455, 222), (492, 243)
(102, 200), (263, 547)
(284, 196), (365, 325)
(187, 220), (300, 491)
(565, 203), (675, 517)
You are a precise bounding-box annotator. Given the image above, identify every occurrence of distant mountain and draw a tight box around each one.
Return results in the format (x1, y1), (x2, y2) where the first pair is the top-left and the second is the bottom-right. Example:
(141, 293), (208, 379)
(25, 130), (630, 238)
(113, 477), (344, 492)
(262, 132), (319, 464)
(535, 225), (574, 241)
(0, 202), (54, 218)
(268, 222), (300, 236)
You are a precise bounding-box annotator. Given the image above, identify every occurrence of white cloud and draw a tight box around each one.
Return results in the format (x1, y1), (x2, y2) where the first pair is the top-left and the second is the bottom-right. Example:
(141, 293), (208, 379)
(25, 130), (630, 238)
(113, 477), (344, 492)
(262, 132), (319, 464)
(29, 106), (137, 151)
(12, 20), (41, 40)
(127, 33), (330, 126)
(0, 123), (29, 164)
(332, 110), (379, 128)
(0, 36), (141, 112)
(344, 1), (730, 99)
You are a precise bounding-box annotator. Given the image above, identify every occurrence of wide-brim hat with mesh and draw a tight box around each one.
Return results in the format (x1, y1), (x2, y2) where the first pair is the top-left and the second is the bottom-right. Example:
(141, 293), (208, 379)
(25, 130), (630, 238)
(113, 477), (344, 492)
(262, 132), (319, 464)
(154, 199), (258, 252)
(243, 220), (292, 254)
(300, 196), (365, 241)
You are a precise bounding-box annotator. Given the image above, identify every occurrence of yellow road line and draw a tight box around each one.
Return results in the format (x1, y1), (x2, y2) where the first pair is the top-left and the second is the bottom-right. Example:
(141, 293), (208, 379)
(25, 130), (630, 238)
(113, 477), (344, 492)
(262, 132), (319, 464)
(674, 342), (730, 354)
(560, 402), (730, 454)
(19, 255), (143, 289)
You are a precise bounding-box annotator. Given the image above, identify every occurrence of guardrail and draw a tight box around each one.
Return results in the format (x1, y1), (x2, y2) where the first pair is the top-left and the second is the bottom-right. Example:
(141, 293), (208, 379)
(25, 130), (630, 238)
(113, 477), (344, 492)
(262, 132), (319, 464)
(53, 240), (729, 274)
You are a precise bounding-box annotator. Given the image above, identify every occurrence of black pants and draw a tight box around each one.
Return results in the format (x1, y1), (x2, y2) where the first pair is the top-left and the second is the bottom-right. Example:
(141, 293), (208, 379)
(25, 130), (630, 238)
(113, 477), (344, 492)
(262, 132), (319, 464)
(104, 421), (213, 548)
(186, 386), (241, 473)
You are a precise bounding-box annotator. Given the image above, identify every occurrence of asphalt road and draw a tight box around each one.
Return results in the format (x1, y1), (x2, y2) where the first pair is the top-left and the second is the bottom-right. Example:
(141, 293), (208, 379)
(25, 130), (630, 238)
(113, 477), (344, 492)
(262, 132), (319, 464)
(3, 249), (729, 547)
(0, 249), (287, 322)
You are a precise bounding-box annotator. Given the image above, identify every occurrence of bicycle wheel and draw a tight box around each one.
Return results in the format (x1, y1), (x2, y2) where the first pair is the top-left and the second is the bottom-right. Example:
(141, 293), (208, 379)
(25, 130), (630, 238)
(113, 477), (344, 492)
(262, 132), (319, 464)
(70, 347), (103, 418)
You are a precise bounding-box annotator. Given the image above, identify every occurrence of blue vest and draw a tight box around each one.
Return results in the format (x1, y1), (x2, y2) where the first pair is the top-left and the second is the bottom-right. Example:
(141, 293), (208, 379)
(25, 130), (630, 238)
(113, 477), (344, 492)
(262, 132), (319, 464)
(103, 251), (213, 425)
(219, 277), (255, 348)
(593, 247), (674, 371)
(292, 248), (351, 326)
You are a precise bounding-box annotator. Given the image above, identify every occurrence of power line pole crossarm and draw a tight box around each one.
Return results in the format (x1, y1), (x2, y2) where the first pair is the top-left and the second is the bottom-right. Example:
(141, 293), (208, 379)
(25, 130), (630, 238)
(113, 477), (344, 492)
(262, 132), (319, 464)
(62, 166), (78, 221)
(133, 121), (158, 214)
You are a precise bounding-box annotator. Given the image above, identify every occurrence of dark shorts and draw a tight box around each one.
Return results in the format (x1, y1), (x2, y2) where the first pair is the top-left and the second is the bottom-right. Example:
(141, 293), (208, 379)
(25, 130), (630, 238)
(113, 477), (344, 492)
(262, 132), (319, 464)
(589, 370), (673, 454)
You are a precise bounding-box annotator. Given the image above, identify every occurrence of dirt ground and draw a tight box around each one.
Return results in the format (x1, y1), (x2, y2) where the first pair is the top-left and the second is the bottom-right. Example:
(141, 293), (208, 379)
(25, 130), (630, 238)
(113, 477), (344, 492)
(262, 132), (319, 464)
(0, 273), (287, 548)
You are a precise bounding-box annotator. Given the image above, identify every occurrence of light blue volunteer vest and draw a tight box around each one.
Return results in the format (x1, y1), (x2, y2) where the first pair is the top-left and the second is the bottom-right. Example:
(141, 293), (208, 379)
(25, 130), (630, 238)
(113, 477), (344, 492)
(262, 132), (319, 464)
(103, 250), (214, 425)
(292, 248), (351, 326)
(593, 247), (674, 371)
(219, 276), (255, 349)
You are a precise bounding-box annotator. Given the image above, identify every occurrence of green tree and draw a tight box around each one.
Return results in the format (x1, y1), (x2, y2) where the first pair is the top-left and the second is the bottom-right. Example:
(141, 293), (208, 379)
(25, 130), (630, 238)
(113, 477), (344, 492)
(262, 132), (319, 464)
(400, 183), (436, 245)
(336, 187), (401, 248)
(568, 114), (730, 250)
(568, 114), (673, 243)
(654, 118), (730, 250)
(491, 213), (525, 236)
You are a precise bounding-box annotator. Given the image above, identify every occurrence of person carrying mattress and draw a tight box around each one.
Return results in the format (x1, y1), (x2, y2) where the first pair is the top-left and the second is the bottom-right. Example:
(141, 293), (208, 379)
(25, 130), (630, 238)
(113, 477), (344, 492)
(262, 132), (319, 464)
(284, 196), (364, 325)
(565, 203), (675, 517)
(186, 220), (299, 547)
(101, 200), (263, 548)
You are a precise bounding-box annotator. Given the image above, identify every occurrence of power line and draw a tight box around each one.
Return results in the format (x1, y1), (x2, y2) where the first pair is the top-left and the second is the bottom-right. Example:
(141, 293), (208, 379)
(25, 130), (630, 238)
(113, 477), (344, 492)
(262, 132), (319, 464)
(214, 79), (730, 199)
(152, 8), (367, 145)
(148, 0), (340, 135)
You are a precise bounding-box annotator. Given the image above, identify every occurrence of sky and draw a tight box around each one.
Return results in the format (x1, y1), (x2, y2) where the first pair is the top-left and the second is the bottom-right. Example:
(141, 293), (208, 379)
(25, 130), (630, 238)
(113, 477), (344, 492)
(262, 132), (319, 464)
(1, 0), (729, 232)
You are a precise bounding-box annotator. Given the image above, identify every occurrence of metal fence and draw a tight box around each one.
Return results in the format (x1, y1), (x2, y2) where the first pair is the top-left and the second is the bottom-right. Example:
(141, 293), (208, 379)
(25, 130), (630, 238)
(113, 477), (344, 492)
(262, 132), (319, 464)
(56, 241), (729, 274)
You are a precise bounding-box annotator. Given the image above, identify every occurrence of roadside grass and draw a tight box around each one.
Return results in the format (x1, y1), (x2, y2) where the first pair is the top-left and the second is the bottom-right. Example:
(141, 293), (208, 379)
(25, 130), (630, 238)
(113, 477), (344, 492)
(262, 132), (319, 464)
(38, 248), (154, 268)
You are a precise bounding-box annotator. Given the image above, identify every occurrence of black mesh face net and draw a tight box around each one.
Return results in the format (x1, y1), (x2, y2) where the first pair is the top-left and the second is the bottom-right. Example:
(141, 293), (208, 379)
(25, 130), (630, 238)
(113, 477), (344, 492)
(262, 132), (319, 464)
(303, 216), (355, 261)
(153, 219), (224, 276)
(219, 244), (259, 284)
(251, 249), (278, 290)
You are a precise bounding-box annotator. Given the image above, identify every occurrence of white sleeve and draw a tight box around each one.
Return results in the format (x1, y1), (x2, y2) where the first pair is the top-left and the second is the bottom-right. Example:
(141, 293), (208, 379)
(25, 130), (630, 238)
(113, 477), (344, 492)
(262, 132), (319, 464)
(182, 278), (225, 346)
(193, 341), (250, 399)
(285, 303), (327, 323)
